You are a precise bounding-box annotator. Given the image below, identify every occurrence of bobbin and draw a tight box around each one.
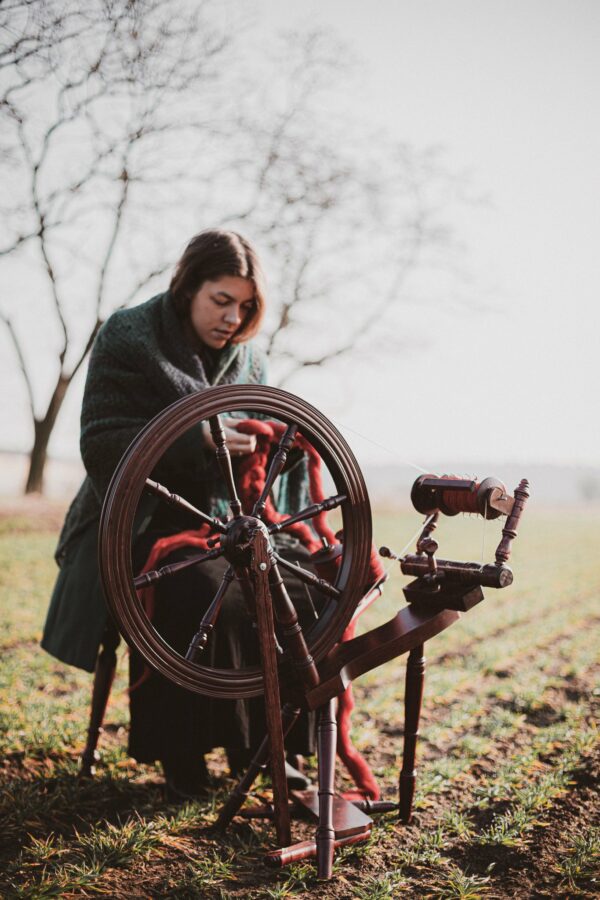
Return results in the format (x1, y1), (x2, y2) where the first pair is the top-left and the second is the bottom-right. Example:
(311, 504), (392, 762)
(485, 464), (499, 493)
(410, 474), (508, 519)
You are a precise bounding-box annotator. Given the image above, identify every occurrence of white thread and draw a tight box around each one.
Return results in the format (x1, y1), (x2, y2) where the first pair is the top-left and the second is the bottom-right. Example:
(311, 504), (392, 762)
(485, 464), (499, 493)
(328, 417), (430, 474)
(365, 513), (436, 603)
(399, 514), (435, 558)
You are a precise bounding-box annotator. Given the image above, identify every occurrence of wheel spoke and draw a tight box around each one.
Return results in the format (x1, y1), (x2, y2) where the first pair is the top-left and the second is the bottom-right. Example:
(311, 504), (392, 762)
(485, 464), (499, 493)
(133, 545), (224, 589)
(273, 552), (341, 598)
(185, 566), (235, 661)
(209, 414), (242, 517)
(144, 478), (227, 533)
(252, 423), (298, 519)
(268, 493), (347, 534)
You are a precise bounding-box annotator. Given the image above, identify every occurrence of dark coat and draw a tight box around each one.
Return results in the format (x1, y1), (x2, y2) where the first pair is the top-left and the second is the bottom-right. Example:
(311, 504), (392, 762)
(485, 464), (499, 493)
(42, 292), (268, 671)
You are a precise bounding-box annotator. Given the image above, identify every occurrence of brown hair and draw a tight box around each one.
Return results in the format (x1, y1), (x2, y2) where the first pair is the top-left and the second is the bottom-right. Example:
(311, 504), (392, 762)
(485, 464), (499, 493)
(169, 230), (266, 343)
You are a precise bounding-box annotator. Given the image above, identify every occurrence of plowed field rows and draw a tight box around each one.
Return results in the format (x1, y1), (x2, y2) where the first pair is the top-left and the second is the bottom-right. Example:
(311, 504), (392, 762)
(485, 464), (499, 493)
(0, 504), (598, 898)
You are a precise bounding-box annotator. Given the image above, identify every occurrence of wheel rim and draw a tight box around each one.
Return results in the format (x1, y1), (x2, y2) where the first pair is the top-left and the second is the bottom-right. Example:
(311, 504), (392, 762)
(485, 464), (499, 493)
(99, 385), (372, 699)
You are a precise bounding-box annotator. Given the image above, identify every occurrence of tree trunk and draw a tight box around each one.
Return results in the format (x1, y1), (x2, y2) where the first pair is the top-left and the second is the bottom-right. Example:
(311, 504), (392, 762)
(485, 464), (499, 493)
(25, 374), (71, 494)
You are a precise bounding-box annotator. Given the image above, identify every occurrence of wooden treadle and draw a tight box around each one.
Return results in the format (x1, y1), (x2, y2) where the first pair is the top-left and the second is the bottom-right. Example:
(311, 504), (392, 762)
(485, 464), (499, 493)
(290, 790), (373, 837)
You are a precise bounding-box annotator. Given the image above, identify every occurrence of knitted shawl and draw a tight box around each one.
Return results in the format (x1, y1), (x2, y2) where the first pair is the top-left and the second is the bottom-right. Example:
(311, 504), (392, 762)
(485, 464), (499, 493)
(56, 292), (266, 564)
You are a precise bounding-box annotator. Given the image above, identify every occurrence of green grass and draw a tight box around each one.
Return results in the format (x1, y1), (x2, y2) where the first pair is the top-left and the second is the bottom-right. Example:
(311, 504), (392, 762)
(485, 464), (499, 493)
(555, 825), (600, 893)
(0, 504), (599, 898)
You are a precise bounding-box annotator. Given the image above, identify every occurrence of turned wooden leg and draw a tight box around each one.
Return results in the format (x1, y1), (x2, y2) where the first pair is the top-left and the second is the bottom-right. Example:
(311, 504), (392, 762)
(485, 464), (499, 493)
(399, 643), (426, 823)
(80, 623), (120, 777)
(316, 698), (337, 880)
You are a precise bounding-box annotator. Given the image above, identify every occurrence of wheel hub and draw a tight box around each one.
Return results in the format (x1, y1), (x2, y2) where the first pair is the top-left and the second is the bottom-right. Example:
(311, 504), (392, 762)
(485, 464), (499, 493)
(221, 514), (271, 566)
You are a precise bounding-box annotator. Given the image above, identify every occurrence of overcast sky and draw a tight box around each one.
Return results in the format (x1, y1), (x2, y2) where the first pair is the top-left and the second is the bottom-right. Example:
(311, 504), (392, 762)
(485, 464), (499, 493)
(2, 0), (598, 474)
(257, 0), (600, 470)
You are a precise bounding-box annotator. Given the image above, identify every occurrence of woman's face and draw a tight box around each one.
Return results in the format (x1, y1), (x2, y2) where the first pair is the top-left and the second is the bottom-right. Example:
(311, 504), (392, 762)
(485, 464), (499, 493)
(189, 276), (255, 349)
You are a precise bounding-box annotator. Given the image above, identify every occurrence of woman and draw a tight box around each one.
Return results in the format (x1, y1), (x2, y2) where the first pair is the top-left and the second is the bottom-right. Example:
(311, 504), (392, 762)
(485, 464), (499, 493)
(42, 230), (315, 798)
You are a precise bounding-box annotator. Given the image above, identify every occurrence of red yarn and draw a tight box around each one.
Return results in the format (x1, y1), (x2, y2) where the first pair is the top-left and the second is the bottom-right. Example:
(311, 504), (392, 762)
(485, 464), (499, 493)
(335, 543), (386, 801)
(134, 419), (383, 796)
(235, 419), (337, 550)
(135, 528), (212, 622)
(336, 667), (380, 800)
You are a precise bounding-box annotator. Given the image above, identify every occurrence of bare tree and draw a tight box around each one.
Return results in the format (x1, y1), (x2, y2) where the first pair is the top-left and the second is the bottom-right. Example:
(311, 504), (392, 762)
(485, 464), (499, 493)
(0, 0), (235, 492)
(218, 31), (469, 388)
(1, 7), (467, 493)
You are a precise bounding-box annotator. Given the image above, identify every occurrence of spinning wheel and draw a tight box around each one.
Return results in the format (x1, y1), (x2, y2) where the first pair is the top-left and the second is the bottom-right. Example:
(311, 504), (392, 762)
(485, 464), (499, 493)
(93, 384), (529, 880)
(99, 385), (372, 698)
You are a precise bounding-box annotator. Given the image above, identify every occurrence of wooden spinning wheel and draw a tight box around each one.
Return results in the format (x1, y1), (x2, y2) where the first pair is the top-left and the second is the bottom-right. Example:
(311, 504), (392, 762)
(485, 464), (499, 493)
(99, 385), (372, 698)
(94, 383), (529, 880)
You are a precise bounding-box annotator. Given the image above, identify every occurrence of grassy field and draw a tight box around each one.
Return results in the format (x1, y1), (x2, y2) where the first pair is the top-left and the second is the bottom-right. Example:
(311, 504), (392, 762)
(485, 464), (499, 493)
(0, 502), (599, 898)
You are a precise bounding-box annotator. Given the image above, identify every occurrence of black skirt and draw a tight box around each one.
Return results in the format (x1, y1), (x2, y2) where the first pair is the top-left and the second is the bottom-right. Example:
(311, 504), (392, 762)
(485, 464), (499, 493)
(128, 534), (322, 763)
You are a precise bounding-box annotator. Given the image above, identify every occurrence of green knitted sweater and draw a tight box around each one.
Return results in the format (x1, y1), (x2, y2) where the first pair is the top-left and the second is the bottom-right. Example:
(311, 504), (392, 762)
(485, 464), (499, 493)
(43, 291), (315, 672)
(55, 292), (266, 564)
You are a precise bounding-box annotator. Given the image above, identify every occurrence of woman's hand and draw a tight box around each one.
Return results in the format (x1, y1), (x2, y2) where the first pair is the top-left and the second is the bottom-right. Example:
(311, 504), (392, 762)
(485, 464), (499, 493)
(201, 419), (257, 456)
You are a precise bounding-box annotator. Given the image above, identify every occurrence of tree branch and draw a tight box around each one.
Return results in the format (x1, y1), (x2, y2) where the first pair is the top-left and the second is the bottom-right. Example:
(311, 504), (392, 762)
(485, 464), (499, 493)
(95, 159), (131, 316)
(0, 312), (36, 418)
(265, 225), (316, 357)
(118, 262), (173, 309)
(12, 104), (69, 361)
(69, 318), (103, 380)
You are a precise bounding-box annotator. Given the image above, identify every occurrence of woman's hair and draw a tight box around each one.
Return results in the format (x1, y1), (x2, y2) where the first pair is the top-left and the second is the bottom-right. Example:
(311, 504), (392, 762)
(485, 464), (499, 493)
(169, 230), (266, 343)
